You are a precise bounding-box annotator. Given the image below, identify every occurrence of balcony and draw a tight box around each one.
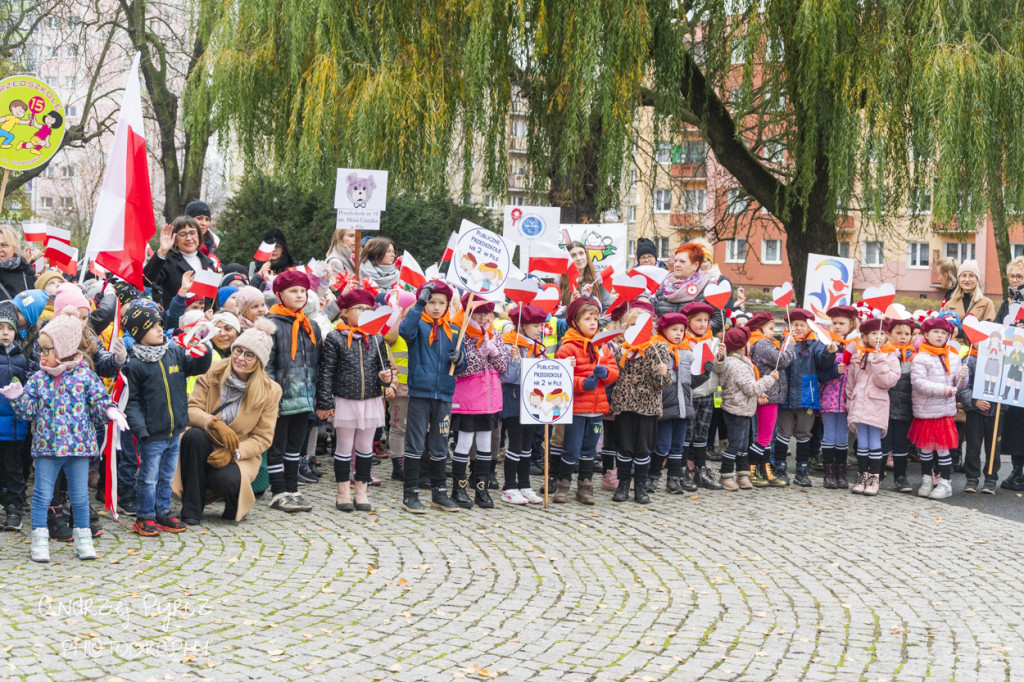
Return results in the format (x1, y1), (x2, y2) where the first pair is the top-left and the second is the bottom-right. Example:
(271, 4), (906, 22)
(671, 162), (707, 180)
(508, 136), (528, 153)
(508, 173), (527, 190)
(669, 212), (703, 228)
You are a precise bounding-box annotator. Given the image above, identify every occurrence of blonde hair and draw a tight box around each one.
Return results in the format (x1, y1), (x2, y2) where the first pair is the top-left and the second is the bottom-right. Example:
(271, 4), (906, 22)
(208, 358), (275, 414)
(935, 256), (958, 285)
(328, 229), (354, 258)
(1007, 256), (1024, 277)
(0, 226), (22, 250)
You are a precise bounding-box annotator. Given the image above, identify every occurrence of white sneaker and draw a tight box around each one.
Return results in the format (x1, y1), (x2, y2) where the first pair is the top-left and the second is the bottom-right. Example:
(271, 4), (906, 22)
(917, 474), (934, 498)
(30, 527), (49, 563)
(928, 478), (953, 500)
(500, 489), (528, 505)
(519, 488), (543, 504)
(73, 527), (97, 560)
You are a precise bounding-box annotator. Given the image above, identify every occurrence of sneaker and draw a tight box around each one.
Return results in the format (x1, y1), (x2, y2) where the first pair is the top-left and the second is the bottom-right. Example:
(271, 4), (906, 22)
(31, 527), (49, 563)
(369, 472), (382, 487)
(750, 465), (768, 487)
(269, 492), (304, 513)
(501, 489), (528, 505)
(297, 458), (319, 483)
(928, 478), (953, 499)
(852, 472), (867, 495)
(963, 478), (979, 494)
(155, 514), (187, 533)
(118, 498), (138, 516)
(519, 488), (543, 504)
(73, 527), (98, 560)
(601, 469), (619, 491)
(917, 474), (934, 498)
(4, 506), (22, 531)
(793, 471), (812, 487)
(431, 487), (460, 512)
(644, 474), (659, 494)
(982, 478), (998, 495)
(132, 518), (160, 537)
(666, 475), (684, 494)
(893, 476), (913, 493)
(402, 492), (427, 514)
(289, 492), (313, 511)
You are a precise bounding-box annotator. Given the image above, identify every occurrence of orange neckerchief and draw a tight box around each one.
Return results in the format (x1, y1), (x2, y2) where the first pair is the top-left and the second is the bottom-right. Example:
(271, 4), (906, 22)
(620, 338), (656, 366)
(916, 341), (956, 373)
(827, 330), (848, 346)
(334, 321), (371, 349)
(654, 334), (687, 368)
(562, 328), (597, 360)
(684, 328), (713, 350)
(892, 343), (915, 362)
(748, 330), (781, 350)
(421, 309), (453, 345)
(452, 310), (493, 348)
(269, 304), (316, 359)
(968, 346), (978, 358)
(853, 340), (896, 368)
(502, 330), (545, 358)
(784, 327), (809, 343)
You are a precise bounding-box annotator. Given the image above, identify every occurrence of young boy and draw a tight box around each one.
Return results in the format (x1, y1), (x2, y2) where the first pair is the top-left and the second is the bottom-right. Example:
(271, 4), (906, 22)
(265, 270), (322, 513)
(0, 302), (28, 531)
(398, 280), (466, 513)
(681, 301), (725, 490)
(122, 305), (211, 536)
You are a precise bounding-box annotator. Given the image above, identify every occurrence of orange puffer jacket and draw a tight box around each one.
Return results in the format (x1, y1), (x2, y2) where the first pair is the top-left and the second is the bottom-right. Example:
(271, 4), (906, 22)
(556, 330), (620, 414)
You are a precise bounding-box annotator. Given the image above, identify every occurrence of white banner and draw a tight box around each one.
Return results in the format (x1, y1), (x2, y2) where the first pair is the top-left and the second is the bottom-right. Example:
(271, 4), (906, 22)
(802, 253), (855, 322)
(445, 220), (513, 297)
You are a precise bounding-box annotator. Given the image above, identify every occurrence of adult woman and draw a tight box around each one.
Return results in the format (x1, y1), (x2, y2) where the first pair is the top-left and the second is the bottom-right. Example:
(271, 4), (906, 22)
(326, 229), (357, 276)
(941, 260), (995, 324)
(173, 319), (281, 525)
(184, 200), (217, 256)
(0, 227), (37, 298)
(557, 241), (613, 309)
(654, 242), (733, 333)
(995, 257), (1024, 491)
(143, 217), (218, 309)
(359, 237), (399, 290)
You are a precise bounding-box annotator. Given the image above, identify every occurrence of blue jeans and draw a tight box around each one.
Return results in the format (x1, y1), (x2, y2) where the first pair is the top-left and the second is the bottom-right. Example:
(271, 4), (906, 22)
(821, 412), (848, 449)
(31, 457), (89, 530)
(137, 436), (181, 519)
(655, 418), (688, 457)
(856, 423), (883, 452)
(118, 428), (139, 500)
(561, 416), (601, 465)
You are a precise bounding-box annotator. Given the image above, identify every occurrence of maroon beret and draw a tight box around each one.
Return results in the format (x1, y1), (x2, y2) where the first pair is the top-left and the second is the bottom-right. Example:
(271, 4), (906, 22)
(859, 317), (885, 335)
(461, 292), (494, 315)
(788, 308), (815, 322)
(509, 304), (546, 326)
(746, 311), (775, 331)
(682, 301), (715, 318)
(416, 279), (453, 302)
(884, 318), (915, 332)
(724, 326), (751, 353)
(337, 288), (376, 310)
(826, 305), (858, 320)
(566, 296), (601, 326)
(272, 269), (311, 296)
(921, 317), (954, 336)
(656, 312), (688, 333)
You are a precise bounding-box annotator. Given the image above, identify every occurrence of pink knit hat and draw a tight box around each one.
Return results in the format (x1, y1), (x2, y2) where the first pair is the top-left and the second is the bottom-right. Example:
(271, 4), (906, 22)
(40, 307), (83, 360)
(53, 283), (90, 314)
(233, 286), (265, 314)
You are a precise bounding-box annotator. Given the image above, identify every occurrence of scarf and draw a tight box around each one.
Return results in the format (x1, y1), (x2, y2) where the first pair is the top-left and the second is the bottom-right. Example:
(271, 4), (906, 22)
(620, 337), (655, 366)
(748, 330), (780, 350)
(917, 341), (956, 373)
(658, 269), (711, 304)
(684, 328), (713, 350)
(853, 340), (896, 368)
(0, 255), (22, 271)
(421, 310), (453, 345)
(654, 334), (687, 368)
(42, 354), (84, 377)
(132, 340), (169, 363)
(893, 343), (915, 363)
(218, 371), (248, 425)
(334, 322), (370, 349)
(452, 310), (493, 347)
(502, 330), (545, 358)
(562, 328), (597, 361)
(269, 304), (316, 359)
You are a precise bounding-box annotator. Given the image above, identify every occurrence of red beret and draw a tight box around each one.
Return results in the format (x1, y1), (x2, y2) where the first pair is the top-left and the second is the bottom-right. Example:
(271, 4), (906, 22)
(609, 296), (654, 322)
(826, 305), (858, 320)
(746, 311), (775, 331)
(461, 292), (494, 315)
(272, 269), (311, 296)
(884, 318), (915, 332)
(657, 312), (688, 333)
(860, 317), (885, 335)
(509, 304), (546, 326)
(416, 279), (453, 302)
(724, 326), (751, 353)
(788, 308), (814, 322)
(566, 296), (601, 326)
(337, 288), (376, 310)
(921, 317), (954, 336)
(682, 301), (715, 318)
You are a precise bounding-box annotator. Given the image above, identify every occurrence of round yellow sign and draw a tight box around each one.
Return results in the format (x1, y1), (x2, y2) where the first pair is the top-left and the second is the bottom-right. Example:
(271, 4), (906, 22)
(0, 75), (66, 172)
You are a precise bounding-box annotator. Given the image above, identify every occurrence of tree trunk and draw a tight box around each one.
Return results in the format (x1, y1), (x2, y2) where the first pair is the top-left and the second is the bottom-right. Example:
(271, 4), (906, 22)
(988, 181), (1011, 301)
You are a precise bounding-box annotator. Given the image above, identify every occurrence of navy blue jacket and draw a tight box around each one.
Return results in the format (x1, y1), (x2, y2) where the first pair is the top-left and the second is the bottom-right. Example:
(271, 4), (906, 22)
(399, 303), (467, 401)
(0, 342), (28, 441)
(781, 337), (833, 410)
(123, 344), (211, 441)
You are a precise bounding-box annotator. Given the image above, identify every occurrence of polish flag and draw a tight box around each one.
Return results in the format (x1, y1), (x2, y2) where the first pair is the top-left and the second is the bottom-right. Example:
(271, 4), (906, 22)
(254, 241), (275, 262)
(441, 232), (458, 262)
(190, 268), (221, 300)
(691, 338), (719, 376)
(47, 226), (71, 245)
(629, 265), (669, 293)
(399, 250), (427, 289)
(22, 223), (46, 243)
(55, 258), (77, 277)
(84, 52), (157, 289)
(565, 261), (579, 291)
(599, 254), (626, 289)
(46, 239), (77, 267)
(528, 241), (570, 275)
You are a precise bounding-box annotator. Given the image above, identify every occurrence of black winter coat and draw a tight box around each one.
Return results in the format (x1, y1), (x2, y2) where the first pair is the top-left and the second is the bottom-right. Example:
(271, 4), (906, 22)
(123, 344), (211, 441)
(888, 348), (915, 423)
(0, 257), (36, 299)
(316, 329), (387, 410)
(143, 249), (217, 310)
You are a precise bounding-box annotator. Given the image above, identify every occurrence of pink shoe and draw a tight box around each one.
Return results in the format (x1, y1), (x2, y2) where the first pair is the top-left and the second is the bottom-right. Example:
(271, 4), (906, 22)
(601, 469), (619, 491)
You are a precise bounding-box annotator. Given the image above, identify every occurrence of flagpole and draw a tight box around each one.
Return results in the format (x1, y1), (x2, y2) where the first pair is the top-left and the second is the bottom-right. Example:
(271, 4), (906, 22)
(449, 292), (475, 375)
(0, 169), (8, 214)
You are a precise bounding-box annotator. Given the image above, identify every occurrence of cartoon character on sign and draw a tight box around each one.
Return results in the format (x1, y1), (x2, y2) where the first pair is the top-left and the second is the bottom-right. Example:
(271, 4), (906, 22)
(982, 331), (1002, 398)
(478, 262), (503, 293)
(345, 173), (377, 209)
(526, 388), (547, 421)
(807, 258), (851, 320)
(1003, 332), (1024, 402)
(0, 100), (30, 149)
(20, 110), (62, 155)
(562, 228), (617, 265)
(458, 251), (483, 290)
(547, 388), (568, 420)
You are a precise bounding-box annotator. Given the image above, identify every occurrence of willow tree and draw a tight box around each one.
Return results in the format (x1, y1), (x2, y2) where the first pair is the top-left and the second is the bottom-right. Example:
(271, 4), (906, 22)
(188, 0), (1024, 296)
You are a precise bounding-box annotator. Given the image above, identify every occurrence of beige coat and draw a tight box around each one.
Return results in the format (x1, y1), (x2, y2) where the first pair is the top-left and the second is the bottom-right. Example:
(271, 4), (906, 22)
(172, 361), (281, 521)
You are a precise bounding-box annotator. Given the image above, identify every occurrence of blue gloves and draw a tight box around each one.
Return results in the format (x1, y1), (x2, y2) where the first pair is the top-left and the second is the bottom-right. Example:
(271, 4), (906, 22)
(582, 375), (599, 391)
(592, 365), (609, 379)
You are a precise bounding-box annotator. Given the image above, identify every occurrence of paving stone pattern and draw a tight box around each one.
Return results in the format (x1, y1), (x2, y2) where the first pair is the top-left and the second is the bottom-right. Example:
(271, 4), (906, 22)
(1, 475), (1022, 681)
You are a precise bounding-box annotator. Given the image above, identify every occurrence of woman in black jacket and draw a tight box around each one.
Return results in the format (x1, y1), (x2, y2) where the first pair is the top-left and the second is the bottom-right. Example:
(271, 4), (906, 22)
(143, 217), (217, 309)
(0, 227), (37, 299)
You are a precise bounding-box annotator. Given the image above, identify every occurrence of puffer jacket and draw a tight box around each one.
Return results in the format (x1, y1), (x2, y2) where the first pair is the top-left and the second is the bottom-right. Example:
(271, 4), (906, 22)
(956, 354), (997, 417)
(0, 342), (29, 441)
(555, 334), (619, 415)
(719, 354), (776, 417)
(845, 350), (901, 432)
(610, 344), (672, 417)
(265, 311), (322, 415)
(819, 346), (847, 413)
(781, 337), (832, 410)
(124, 343), (212, 442)
(399, 302), (466, 401)
(658, 346), (709, 421)
(749, 337), (795, 405)
(499, 340), (545, 419)
(888, 346), (915, 422)
(453, 336), (509, 415)
(316, 329), (387, 410)
(911, 346), (966, 419)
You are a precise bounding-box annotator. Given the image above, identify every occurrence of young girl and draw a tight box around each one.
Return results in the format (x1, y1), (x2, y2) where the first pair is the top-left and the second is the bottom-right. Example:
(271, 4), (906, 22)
(316, 288), (394, 513)
(746, 311), (794, 486)
(910, 317), (968, 499)
(816, 305), (857, 488)
(718, 326), (777, 491)
(654, 312), (704, 494)
(1, 308), (127, 562)
(845, 317), (901, 496)
(451, 294), (509, 509)
(554, 297), (619, 504)
(498, 304), (547, 505)
(383, 290), (417, 482)
(882, 319), (916, 492)
(610, 314), (671, 503)
(681, 301), (724, 490)
(234, 286), (268, 330)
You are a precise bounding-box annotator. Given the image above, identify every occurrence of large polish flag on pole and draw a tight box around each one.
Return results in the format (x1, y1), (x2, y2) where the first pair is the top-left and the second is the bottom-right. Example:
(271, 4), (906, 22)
(85, 53), (156, 289)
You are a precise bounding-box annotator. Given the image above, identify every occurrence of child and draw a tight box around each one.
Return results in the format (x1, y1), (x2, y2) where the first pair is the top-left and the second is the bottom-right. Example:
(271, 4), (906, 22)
(610, 314), (672, 503)
(265, 270), (322, 512)
(498, 304), (547, 505)
(554, 297), (619, 504)
(718, 326), (777, 491)
(1, 308), (127, 562)
(384, 291), (417, 482)
(653, 312), (705, 494)
(845, 317), (901, 495)
(0, 302), (28, 531)
(316, 288), (394, 513)
(11, 289), (47, 352)
(909, 317), (968, 499)
(234, 286), (268, 329)
(34, 270), (65, 324)
(122, 305), (211, 536)
(398, 280), (466, 513)
(816, 305), (857, 488)
(746, 311), (794, 486)
(957, 334), (999, 494)
(19, 110), (62, 155)
(883, 319), (916, 492)
(681, 301), (724, 490)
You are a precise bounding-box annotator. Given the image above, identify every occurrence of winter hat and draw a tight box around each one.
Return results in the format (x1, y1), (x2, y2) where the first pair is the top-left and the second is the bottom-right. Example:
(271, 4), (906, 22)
(211, 310), (241, 333)
(656, 312), (688, 333)
(730, 309), (752, 325)
(0, 301), (18, 331)
(217, 286), (239, 308)
(234, 286), (265, 314)
(565, 296), (600, 329)
(41, 307), (84, 360)
(461, 292), (495, 316)
(53, 283), (90, 314)
(859, 317), (885, 335)
(724, 325), (751, 353)
(123, 304), (161, 341)
(635, 237), (658, 260)
(609, 296), (655, 322)
(884, 318), (915, 333)
(788, 308), (814, 322)
(11, 290), (47, 326)
(220, 269), (248, 288)
(415, 279), (453, 303)
(179, 309), (206, 331)
(681, 301), (715, 318)
(825, 305), (858, 320)
(746, 311), (775, 332)
(957, 259), (982, 283)
(338, 288), (376, 311)
(921, 317), (955, 336)
(263, 228), (288, 253)
(271, 269), (311, 297)
(233, 317), (275, 367)
(109, 278), (141, 307)
(34, 270), (65, 292)
(184, 200), (211, 219)
(509, 304), (547, 326)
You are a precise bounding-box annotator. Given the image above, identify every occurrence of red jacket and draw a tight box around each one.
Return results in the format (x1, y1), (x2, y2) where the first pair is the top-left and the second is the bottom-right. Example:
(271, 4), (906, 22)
(556, 329), (619, 414)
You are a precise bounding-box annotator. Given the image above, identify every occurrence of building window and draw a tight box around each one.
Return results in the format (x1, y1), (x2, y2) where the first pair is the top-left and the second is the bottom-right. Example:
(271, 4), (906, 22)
(67, 105), (78, 118)
(40, 197), (53, 209)
(680, 188), (705, 213)
(67, 46), (78, 58)
(654, 189), (671, 213)
(41, 166), (55, 178)
(909, 187), (932, 215)
(49, 46), (59, 58)
(629, 170), (637, 186)
(64, 76), (77, 88)
(46, 17), (59, 29)
(725, 188), (748, 214)
(944, 242), (975, 263)
(725, 238), (748, 263)
(70, 16), (81, 25)
(764, 140), (785, 163)
(762, 239), (782, 265)
(656, 237), (669, 260)
(863, 241), (884, 267)
(907, 241), (929, 268)
(678, 140), (707, 164)
(60, 166), (75, 178)
(510, 194), (525, 206)
(838, 242), (850, 259)
(628, 205), (636, 222)
(511, 118), (527, 138)
(483, 194), (498, 209)
(59, 197), (74, 208)
(862, 189), (884, 213)
(1013, 244), (1024, 259)
(655, 142), (672, 164)
(731, 37), (747, 65)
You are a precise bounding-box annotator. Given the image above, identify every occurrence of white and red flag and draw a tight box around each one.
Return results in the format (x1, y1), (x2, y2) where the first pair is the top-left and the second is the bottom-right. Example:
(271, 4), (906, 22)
(190, 269), (221, 300)
(527, 241), (570, 275)
(441, 232), (458, 262)
(254, 241), (275, 262)
(22, 223), (46, 243)
(399, 250), (427, 289)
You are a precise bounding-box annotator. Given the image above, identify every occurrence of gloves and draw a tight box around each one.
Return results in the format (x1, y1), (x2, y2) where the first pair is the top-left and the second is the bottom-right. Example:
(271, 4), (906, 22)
(483, 340), (501, 358)
(206, 417), (240, 453)
(582, 375), (599, 391)
(417, 281), (437, 306)
(0, 381), (23, 400)
(449, 347), (465, 367)
(111, 337), (127, 365)
(106, 406), (128, 431)
(592, 365), (609, 379)
(207, 447), (232, 469)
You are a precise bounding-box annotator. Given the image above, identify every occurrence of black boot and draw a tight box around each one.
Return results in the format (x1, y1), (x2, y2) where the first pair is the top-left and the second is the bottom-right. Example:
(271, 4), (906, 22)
(772, 440), (790, 486)
(487, 458), (499, 490)
(647, 454), (665, 493)
(472, 460), (494, 508)
(450, 460), (472, 509)
(634, 463), (651, 504)
(401, 458), (426, 513)
(391, 457), (404, 481)
(698, 466), (722, 490)
(833, 447), (849, 489)
(47, 505), (73, 542)
(612, 479), (631, 502)
(430, 458), (458, 511)
(795, 440), (813, 487)
(680, 466), (699, 492)
(666, 458), (684, 494)
(1001, 465), (1023, 490)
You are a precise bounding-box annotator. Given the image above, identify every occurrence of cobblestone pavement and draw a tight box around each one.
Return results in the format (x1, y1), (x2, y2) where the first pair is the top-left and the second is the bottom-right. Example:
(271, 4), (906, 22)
(2, 468), (1024, 682)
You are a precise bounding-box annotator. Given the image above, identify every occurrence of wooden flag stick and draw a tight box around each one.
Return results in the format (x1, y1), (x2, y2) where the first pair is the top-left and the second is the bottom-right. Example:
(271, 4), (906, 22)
(0, 169), (8, 214)
(353, 229), (362, 273)
(543, 425), (550, 508)
(988, 402), (1002, 477)
(449, 291), (475, 375)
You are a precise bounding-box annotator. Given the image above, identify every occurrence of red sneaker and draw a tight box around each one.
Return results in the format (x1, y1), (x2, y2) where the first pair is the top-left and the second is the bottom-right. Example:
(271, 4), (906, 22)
(133, 518), (159, 537)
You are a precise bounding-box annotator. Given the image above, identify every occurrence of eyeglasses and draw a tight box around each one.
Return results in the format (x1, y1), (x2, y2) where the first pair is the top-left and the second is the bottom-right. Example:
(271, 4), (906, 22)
(231, 347), (256, 362)
(38, 345), (56, 357)
(348, 305), (372, 313)
(176, 230), (199, 239)
(1010, 273), (1024, 282)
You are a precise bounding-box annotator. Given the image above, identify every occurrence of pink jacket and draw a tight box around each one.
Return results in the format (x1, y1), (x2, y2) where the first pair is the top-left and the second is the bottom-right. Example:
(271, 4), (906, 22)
(453, 337), (509, 415)
(845, 351), (901, 433)
(910, 349), (967, 419)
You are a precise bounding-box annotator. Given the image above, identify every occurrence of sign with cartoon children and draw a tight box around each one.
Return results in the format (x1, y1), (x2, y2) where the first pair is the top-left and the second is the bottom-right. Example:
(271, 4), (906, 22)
(971, 321), (1024, 407)
(520, 358), (574, 425)
(506, 221), (626, 275)
(0, 75), (66, 171)
(445, 219), (512, 297)
(334, 168), (389, 231)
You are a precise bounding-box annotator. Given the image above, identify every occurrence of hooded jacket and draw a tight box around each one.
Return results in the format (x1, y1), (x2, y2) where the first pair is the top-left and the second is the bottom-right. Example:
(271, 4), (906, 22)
(123, 343), (212, 441)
